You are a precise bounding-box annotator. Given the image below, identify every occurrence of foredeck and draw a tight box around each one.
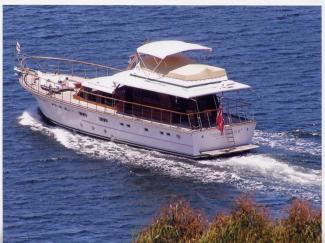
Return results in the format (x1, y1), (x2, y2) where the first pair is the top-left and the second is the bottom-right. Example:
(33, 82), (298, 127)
(22, 71), (117, 115)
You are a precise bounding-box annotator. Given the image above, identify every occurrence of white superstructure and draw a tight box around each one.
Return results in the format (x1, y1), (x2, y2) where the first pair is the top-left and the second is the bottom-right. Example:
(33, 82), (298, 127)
(16, 40), (258, 158)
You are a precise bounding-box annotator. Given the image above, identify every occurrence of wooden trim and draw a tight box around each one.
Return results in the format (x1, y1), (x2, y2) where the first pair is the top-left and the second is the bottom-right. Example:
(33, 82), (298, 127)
(78, 89), (189, 116)
(72, 94), (116, 111)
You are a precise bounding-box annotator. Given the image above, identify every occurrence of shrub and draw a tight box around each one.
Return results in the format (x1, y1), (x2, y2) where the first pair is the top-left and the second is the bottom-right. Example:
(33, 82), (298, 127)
(272, 199), (321, 243)
(134, 196), (321, 243)
(200, 195), (272, 243)
(134, 199), (206, 243)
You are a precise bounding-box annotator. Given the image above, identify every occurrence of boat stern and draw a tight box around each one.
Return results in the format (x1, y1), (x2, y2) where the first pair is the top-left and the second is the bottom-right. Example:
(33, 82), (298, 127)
(192, 121), (257, 157)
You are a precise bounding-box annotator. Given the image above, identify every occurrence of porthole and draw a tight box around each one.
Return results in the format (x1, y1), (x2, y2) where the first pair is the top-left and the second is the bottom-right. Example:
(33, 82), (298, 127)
(99, 117), (108, 123)
(160, 131), (164, 135)
(126, 124), (130, 128)
(144, 128), (149, 132)
(79, 111), (87, 117)
(166, 133), (171, 136)
(120, 122), (124, 126)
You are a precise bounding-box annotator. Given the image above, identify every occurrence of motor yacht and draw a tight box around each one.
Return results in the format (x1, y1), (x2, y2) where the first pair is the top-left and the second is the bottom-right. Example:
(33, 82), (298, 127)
(15, 40), (258, 158)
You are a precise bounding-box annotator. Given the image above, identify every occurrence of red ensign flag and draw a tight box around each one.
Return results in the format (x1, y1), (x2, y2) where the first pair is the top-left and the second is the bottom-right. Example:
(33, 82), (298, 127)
(216, 108), (224, 135)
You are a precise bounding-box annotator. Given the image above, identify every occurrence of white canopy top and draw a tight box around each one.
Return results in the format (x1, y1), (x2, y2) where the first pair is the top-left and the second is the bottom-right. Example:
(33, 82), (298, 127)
(137, 40), (212, 59)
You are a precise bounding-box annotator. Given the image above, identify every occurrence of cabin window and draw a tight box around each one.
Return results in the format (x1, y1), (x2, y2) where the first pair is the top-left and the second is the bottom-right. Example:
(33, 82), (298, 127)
(120, 122), (124, 126)
(160, 131), (164, 135)
(79, 112), (87, 117)
(141, 90), (159, 101)
(166, 133), (171, 136)
(144, 128), (149, 132)
(99, 117), (108, 123)
(197, 95), (216, 110)
(126, 124), (130, 128)
(78, 87), (113, 107)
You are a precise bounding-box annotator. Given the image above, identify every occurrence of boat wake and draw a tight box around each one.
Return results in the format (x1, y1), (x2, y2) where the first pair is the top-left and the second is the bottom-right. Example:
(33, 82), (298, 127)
(253, 130), (321, 156)
(18, 107), (321, 202)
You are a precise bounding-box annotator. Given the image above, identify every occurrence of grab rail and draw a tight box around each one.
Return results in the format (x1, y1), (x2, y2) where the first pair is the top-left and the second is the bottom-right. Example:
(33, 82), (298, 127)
(20, 55), (124, 80)
(30, 55), (123, 72)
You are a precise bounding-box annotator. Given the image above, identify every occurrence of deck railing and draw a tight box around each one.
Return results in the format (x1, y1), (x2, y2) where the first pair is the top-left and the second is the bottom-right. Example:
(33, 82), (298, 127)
(22, 55), (123, 79)
(18, 55), (254, 130)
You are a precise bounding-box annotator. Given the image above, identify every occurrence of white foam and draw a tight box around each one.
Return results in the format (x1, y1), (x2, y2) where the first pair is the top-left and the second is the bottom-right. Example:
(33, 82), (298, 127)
(253, 130), (321, 156)
(17, 107), (321, 202)
(199, 154), (321, 186)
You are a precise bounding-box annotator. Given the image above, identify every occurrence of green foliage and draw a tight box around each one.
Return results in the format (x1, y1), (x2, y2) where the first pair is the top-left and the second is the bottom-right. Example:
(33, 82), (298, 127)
(200, 196), (272, 243)
(273, 199), (322, 243)
(134, 199), (206, 243)
(134, 196), (321, 243)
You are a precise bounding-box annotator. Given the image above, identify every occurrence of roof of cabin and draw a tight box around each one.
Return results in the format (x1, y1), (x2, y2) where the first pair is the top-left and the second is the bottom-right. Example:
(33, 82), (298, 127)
(85, 70), (250, 99)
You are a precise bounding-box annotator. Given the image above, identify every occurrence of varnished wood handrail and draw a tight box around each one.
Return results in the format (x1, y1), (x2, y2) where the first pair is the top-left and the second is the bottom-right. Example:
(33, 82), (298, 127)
(77, 89), (190, 116)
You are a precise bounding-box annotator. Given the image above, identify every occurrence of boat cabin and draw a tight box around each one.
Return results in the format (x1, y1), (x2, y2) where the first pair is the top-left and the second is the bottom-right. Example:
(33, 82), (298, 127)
(73, 40), (252, 129)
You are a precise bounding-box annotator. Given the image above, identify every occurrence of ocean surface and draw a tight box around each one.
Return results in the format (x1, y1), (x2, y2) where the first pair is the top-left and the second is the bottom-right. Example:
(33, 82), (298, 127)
(3, 6), (321, 242)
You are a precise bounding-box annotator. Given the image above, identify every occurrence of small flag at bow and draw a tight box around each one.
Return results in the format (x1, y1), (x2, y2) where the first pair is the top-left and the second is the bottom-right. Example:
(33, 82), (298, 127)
(216, 107), (224, 135)
(16, 42), (21, 54)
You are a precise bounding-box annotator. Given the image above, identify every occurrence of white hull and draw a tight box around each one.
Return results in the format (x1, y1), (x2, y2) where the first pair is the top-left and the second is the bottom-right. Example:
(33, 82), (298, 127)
(34, 95), (256, 158)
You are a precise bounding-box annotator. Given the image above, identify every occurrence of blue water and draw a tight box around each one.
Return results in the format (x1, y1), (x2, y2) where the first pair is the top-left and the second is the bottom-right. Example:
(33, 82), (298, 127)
(4, 6), (321, 242)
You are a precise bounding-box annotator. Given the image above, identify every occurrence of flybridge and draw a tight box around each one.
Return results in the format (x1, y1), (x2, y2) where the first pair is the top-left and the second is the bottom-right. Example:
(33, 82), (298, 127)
(84, 40), (251, 99)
